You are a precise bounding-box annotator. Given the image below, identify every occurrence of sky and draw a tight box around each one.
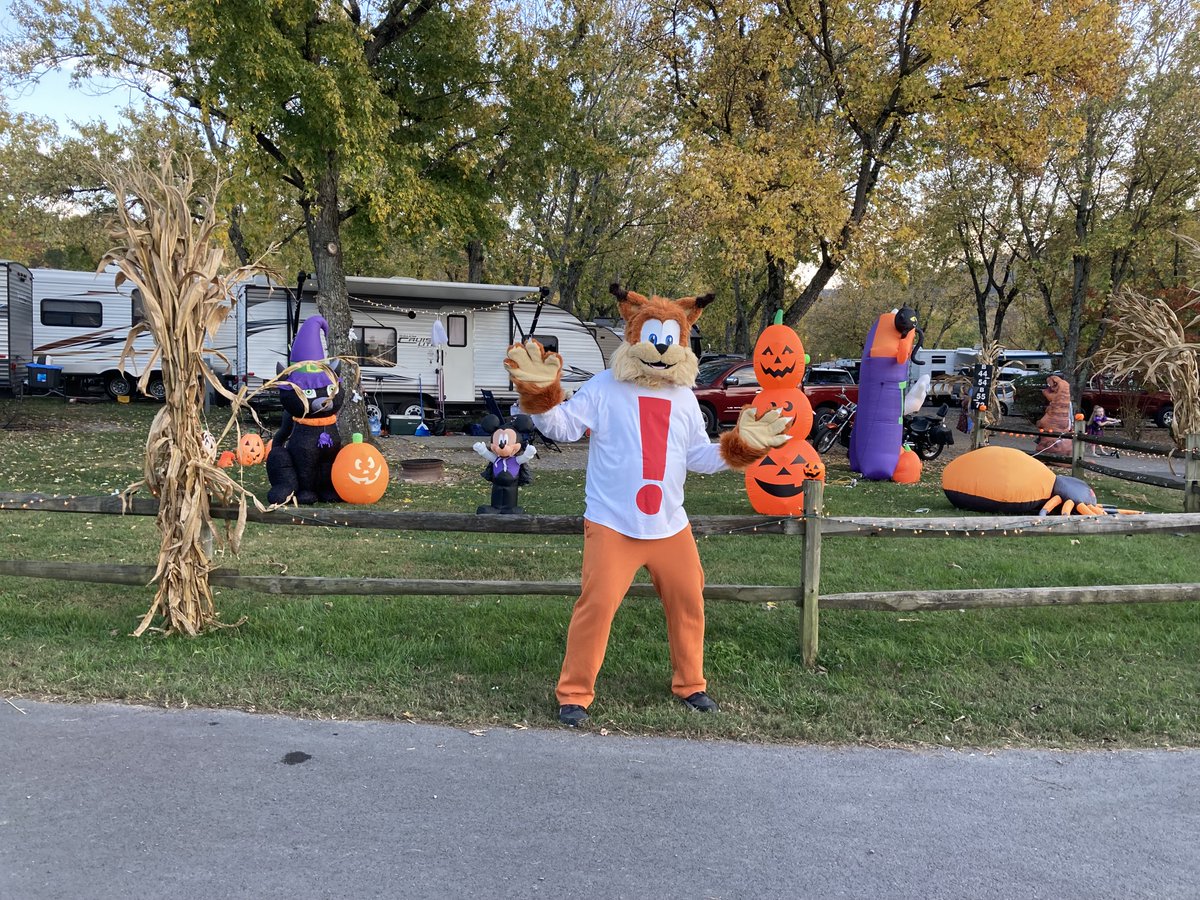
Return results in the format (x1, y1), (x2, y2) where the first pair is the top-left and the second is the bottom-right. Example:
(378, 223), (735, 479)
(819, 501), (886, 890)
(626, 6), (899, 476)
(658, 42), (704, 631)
(0, 0), (131, 134)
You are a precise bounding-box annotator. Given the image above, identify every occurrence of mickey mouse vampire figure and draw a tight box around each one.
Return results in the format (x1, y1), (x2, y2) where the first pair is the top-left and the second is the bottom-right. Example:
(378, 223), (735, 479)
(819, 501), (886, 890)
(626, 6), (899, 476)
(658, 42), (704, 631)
(473, 413), (537, 514)
(505, 283), (790, 727)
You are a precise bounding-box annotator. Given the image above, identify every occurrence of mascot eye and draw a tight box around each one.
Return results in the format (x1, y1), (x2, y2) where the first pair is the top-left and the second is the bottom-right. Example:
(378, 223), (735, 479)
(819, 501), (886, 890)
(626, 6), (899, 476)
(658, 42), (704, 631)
(303, 388), (317, 399)
(325, 385), (335, 396)
(496, 434), (509, 449)
(660, 321), (681, 345)
(639, 318), (666, 345)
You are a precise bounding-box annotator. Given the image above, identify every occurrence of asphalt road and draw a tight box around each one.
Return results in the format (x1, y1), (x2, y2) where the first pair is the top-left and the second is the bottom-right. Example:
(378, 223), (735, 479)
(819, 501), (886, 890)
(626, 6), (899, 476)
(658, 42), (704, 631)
(2, 700), (1197, 899)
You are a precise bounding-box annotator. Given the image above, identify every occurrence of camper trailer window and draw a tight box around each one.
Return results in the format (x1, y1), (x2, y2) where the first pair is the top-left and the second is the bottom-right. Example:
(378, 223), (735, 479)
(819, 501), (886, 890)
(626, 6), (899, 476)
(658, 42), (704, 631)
(41, 298), (102, 328)
(131, 289), (146, 327)
(350, 326), (397, 366)
(447, 314), (467, 347)
(530, 334), (559, 353)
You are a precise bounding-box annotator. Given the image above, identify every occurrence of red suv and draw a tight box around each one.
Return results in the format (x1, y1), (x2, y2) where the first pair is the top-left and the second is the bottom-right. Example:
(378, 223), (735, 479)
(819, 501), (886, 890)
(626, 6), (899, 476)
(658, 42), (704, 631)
(692, 357), (858, 436)
(1083, 375), (1175, 428)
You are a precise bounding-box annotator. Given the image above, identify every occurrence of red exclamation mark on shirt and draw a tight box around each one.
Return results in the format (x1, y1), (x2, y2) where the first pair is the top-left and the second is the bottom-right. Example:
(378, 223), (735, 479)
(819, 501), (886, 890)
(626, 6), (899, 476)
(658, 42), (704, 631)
(636, 396), (671, 515)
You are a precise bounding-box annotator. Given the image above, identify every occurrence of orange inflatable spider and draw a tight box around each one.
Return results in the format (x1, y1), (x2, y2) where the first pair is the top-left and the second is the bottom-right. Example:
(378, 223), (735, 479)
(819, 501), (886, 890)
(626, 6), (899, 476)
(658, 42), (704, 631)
(942, 447), (1138, 516)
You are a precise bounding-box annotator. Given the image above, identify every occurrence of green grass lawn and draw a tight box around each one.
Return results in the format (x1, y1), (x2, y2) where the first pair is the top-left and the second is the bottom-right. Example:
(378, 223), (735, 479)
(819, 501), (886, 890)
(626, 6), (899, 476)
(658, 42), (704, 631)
(1, 396), (1197, 747)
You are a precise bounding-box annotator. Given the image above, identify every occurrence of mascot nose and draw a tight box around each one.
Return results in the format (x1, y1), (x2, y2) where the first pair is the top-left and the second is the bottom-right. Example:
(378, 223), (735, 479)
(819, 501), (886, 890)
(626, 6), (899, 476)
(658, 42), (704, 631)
(655, 342), (670, 355)
(312, 396), (331, 413)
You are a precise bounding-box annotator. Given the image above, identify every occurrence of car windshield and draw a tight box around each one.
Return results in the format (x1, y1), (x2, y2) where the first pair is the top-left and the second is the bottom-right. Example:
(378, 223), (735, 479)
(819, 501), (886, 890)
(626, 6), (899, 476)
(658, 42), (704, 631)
(696, 359), (738, 384)
(805, 369), (852, 385)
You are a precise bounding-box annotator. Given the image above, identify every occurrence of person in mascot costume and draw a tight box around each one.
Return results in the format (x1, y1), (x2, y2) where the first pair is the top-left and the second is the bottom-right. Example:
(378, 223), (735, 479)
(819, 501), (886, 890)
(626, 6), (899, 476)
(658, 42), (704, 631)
(505, 283), (791, 727)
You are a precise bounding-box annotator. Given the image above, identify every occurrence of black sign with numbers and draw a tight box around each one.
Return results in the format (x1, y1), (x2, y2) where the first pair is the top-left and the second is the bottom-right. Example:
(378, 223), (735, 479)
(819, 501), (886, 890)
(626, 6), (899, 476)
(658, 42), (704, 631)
(970, 364), (995, 410)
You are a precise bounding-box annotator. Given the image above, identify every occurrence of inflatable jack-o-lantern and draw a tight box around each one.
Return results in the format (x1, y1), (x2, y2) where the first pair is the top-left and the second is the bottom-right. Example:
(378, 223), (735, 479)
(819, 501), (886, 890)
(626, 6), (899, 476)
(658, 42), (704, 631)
(744, 437), (824, 515)
(237, 432), (266, 466)
(750, 386), (814, 439)
(753, 312), (806, 389)
(332, 433), (390, 504)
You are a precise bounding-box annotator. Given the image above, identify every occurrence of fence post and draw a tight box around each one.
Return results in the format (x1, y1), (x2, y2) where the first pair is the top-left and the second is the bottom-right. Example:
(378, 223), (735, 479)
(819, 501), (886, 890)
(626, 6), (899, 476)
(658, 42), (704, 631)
(1186, 433), (1200, 514)
(801, 478), (824, 668)
(1072, 415), (1084, 479)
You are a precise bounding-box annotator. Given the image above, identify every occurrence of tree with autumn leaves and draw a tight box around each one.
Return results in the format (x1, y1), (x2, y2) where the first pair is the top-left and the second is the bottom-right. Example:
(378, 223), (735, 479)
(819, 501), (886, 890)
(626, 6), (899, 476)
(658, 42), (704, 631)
(3, 0), (1198, 363)
(660, 0), (1122, 327)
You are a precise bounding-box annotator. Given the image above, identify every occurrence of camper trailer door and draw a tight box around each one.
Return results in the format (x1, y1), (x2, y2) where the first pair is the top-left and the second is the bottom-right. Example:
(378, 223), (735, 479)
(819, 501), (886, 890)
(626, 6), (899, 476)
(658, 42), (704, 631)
(440, 312), (474, 403)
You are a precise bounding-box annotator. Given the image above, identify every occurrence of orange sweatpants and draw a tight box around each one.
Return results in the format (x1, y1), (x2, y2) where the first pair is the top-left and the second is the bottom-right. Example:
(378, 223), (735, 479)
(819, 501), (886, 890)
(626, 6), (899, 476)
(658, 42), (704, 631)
(556, 520), (707, 708)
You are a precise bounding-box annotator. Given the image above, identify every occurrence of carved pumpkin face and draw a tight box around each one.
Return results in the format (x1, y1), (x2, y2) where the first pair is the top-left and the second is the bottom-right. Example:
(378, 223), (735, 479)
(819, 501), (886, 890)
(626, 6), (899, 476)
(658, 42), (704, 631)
(749, 387), (814, 439)
(237, 433), (266, 466)
(332, 433), (390, 504)
(744, 438), (824, 515)
(753, 320), (806, 389)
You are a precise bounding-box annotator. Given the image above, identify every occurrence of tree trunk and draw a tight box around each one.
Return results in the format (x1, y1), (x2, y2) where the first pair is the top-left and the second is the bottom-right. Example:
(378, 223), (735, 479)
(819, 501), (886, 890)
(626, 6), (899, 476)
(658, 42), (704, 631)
(785, 257), (839, 326)
(761, 254), (788, 326)
(466, 239), (485, 283)
(558, 259), (585, 316)
(304, 159), (368, 440)
(227, 205), (252, 266)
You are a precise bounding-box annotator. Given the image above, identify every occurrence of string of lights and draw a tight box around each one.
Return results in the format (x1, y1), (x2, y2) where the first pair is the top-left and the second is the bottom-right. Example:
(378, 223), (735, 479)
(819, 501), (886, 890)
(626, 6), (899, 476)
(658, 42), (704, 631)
(3, 491), (1162, 550)
(982, 424), (1191, 461)
(342, 293), (545, 318)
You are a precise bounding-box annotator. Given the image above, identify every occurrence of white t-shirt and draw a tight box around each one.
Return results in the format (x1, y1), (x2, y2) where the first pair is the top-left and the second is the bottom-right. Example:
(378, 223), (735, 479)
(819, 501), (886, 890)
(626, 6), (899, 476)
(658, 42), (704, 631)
(531, 369), (727, 539)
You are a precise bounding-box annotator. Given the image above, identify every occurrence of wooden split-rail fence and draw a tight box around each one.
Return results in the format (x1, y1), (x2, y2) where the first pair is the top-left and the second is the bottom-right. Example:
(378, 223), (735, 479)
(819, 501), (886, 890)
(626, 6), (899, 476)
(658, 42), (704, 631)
(979, 421), (1200, 512)
(2, 486), (1199, 667)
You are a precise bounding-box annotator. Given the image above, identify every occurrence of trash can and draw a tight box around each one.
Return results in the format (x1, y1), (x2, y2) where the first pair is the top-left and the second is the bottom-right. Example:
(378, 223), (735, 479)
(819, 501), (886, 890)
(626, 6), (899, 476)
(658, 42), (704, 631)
(27, 363), (64, 394)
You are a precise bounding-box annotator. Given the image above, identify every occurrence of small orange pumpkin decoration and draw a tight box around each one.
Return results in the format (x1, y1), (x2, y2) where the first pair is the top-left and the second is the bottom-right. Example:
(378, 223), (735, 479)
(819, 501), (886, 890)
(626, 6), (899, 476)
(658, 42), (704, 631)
(753, 310), (806, 389)
(744, 437), (824, 515)
(217, 450), (236, 469)
(332, 433), (389, 504)
(237, 432), (266, 466)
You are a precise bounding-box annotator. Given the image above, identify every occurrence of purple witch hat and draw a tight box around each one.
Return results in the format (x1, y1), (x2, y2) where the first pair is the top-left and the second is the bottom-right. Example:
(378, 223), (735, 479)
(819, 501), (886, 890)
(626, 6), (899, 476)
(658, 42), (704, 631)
(278, 315), (340, 399)
(290, 315), (329, 364)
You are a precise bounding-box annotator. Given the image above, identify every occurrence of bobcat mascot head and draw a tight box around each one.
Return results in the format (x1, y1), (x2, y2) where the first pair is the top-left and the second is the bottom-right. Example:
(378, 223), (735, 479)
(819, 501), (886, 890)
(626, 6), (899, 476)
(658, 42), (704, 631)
(608, 283), (712, 389)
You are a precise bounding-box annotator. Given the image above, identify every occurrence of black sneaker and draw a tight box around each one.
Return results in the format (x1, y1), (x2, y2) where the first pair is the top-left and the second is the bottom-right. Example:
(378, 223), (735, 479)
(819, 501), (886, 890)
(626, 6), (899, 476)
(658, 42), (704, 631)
(558, 704), (589, 727)
(681, 691), (720, 713)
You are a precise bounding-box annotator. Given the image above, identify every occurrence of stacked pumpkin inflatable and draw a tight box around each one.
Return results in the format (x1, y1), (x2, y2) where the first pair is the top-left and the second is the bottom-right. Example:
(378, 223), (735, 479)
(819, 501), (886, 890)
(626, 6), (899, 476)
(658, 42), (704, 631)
(743, 312), (825, 515)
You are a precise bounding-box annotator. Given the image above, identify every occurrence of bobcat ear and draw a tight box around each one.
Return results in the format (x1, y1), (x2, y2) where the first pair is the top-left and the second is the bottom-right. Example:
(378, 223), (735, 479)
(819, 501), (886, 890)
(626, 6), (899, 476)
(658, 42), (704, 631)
(678, 292), (716, 326)
(609, 283), (628, 301)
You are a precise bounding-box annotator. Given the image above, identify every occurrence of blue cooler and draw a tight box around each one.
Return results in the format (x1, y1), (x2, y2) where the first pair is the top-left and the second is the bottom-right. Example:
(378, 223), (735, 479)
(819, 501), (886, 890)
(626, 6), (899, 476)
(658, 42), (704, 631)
(27, 363), (64, 394)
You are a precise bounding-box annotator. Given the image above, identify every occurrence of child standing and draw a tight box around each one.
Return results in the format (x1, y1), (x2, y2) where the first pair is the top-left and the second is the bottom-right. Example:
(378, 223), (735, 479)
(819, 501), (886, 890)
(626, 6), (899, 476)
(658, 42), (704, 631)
(1086, 406), (1118, 457)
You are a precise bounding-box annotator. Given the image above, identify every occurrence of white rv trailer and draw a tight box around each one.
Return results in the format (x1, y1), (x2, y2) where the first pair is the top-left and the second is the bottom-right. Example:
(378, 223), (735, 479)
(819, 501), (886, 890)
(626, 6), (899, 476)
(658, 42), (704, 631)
(30, 267), (240, 399)
(236, 275), (607, 414)
(0, 261), (35, 393)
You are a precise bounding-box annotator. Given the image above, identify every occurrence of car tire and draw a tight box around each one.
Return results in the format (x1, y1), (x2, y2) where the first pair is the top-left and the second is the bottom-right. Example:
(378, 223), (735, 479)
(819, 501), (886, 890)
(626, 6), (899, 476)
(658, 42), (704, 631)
(105, 372), (132, 400)
(700, 403), (719, 437)
(1156, 405), (1174, 428)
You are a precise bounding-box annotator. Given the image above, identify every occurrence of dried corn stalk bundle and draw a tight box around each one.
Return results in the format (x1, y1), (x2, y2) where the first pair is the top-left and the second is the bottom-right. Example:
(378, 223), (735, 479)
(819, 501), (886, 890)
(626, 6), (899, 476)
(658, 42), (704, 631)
(103, 155), (267, 636)
(1095, 285), (1200, 449)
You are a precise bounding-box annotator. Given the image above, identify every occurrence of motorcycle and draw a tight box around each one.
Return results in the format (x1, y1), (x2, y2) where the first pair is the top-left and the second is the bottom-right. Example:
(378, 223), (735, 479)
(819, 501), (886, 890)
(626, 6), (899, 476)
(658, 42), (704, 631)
(815, 400), (953, 459)
(814, 397), (857, 454)
(903, 403), (954, 460)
